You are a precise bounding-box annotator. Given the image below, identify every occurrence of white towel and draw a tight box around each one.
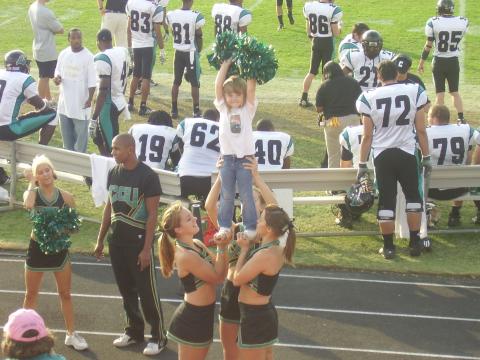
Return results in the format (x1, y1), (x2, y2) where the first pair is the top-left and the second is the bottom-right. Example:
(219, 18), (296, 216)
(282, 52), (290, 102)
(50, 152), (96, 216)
(90, 154), (116, 207)
(0, 186), (8, 202)
(395, 183), (428, 239)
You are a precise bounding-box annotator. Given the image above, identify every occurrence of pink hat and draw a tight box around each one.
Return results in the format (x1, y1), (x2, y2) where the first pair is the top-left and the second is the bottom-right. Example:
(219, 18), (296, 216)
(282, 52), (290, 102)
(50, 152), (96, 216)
(3, 309), (48, 342)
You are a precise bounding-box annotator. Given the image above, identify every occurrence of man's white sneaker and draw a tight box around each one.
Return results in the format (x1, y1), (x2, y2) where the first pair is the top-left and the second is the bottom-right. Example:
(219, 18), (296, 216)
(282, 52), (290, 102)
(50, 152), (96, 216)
(113, 333), (138, 347)
(143, 342), (164, 356)
(65, 332), (88, 351)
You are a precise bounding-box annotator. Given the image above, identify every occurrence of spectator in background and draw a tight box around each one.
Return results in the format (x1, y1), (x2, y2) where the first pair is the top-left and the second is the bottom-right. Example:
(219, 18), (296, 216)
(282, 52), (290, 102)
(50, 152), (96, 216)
(128, 110), (180, 170)
(54, 29), (96, 154)
(97, 0), (128, 47)
(176, 109), (220, 202)
(253, 119), (294, 170)
(2, 309), (66, 360)
(338, 22), (369, 59)
(316, 61), (361, 168)
(28, 0), (64, 145)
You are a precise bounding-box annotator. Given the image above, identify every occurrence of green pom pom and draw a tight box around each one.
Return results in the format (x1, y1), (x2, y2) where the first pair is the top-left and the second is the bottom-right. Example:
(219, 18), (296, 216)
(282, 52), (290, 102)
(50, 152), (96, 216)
(31, 207), (81, 255)
(208, 31), (278, 84)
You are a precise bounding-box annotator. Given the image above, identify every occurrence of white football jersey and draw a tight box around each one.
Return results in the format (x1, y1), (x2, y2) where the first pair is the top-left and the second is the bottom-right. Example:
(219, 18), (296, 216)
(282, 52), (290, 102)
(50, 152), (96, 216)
(427, 124), (480, 166)
(211, 3), (252, 36)
(339, 125), (373, 169)
(177, 118), (220, 177)
(94, 47), (129, 111)
(128, 123), (178, 170)
(356, 83), (428, 158)
(167, 9), (205, 52)
(425, 16), (468, 58)
(341, 49), (395, 91)
(338, 33), (361, 60)
(0, 70), (37, 126)
(253, 131), (294, 171)
(303, 1), (342, 38)
(126, 0), (164, 48)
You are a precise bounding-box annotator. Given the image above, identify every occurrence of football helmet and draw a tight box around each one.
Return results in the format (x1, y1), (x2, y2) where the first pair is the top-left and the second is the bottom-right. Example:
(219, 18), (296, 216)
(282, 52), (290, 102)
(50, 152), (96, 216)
(345, 173), (374, 217)
(437, 0), (454, 15)
(5, 50), (31, 73)
(392, 53), (412, 74)
(361, 30), (383, 59)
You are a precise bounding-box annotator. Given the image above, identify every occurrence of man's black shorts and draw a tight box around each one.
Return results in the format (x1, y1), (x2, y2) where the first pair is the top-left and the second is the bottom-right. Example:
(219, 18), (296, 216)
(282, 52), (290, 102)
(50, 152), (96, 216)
(133, 47), (154, 79)
(36, 60), (57, 78)
(432, 56), (459, 93)
(173, 50), (200, 88)
(310, 37), (334, 75)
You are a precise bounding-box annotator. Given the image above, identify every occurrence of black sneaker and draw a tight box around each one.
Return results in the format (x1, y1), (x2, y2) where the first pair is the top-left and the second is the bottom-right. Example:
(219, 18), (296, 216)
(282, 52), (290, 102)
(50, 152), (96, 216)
(299, 99), (313, 108)
(277, 23), (285, 31)
(409, 239), (422, 257)
(421, 237), (432, 252)
(288, 13), (295, 25)
(447, 213), (461, 227)
(139, 105), (152, 117)
(193, 109), (202, 118)
(379, 246), (396, 260)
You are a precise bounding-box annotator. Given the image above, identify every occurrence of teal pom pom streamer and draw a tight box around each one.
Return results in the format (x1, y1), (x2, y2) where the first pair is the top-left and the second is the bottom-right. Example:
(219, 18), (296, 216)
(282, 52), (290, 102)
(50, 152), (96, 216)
(31, 207), (81, 255)
(208, 31), (278, 84)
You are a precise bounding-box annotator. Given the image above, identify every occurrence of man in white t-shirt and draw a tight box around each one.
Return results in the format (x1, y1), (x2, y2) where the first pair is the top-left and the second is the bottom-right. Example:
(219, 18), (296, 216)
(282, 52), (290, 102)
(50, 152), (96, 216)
(54, 29), (96, 153)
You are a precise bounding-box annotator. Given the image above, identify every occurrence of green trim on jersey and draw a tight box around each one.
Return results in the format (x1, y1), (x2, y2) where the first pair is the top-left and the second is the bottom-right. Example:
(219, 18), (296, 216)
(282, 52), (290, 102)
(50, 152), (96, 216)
(469, 126), (475, 141)
(22, 76), (35, 92)
(94, 53), (112, 67)
(239, 9), (251, 19)
(99, 93), (114, 152)
(287, 137), (294, 151)
(345, 51), (353, 69)
(359, 94), (371, 110)
(332, 6), (342, 17)
(427, 19), (433, 28)
(153, 6), (163, 18)
(178, 120), (185, 134)
(196, 13), (204, 22)
(341, 129), (351, 151)
(339, 42), (358, 53)
(111, 213), (146, 230)
(416, 85), (425, 104)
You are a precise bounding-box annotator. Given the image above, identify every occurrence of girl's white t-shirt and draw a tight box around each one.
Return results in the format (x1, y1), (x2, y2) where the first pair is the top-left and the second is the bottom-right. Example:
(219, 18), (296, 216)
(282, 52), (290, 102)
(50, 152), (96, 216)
(214, 98), (258, 157)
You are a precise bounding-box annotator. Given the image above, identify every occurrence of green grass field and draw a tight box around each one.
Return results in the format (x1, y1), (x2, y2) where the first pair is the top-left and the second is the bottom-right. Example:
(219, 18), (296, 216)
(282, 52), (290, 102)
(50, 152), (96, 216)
(0, 0), (479, 275)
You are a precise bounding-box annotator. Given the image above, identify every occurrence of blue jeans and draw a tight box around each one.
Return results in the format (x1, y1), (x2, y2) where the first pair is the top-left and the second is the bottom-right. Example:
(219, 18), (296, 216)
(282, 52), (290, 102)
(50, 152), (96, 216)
(218, 155), (257, 231)
(59, 114), (88, 153)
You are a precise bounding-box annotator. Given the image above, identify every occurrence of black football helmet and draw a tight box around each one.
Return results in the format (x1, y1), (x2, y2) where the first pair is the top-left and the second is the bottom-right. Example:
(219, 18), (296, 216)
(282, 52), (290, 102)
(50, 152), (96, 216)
(437, 0), (454, 15)
(5, 50), (31, 73)
(345, 173), (374, 217)
(392, 53), (412, 74)
(362, 30), (383, 59)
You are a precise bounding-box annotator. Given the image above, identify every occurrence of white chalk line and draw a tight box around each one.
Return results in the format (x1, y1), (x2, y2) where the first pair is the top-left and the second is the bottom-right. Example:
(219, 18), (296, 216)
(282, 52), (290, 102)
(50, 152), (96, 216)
(0, 257), (478, 289)
(0, 289), (478, 323)
(0, 325), (477, 359)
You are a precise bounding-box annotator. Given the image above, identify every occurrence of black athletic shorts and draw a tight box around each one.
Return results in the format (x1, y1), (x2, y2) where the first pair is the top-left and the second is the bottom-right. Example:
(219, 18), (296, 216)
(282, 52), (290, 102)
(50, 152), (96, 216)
(238, 302), (278, 348)
(432, 56), (460, 93)
(26, 239), (70, 272)
(374, 148), (423, 220)
(167, 301), (215, 348)
(36, 60), (57, 78)
(173, 50), (200, 88)
(133, 47), (154, 79)
(180, 176), (211, 201)
(219, 279), (241, 324)
(428, 187), (469, 201)
(310, 37), (334, 75)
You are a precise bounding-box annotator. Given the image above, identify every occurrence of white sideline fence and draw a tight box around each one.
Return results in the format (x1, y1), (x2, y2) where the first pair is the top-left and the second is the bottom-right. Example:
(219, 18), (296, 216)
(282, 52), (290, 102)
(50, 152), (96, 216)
(1, 141), (480, 236)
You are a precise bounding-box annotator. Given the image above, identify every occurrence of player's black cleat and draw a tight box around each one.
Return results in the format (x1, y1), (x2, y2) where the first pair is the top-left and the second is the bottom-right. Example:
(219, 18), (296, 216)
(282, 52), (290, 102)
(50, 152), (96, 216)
(457, 117), (467, 125)
(299, 99), (313, 108)
(288, 13), (295, 25)
(409, 239), (422, 257)
(379, 246), (396, 260)
(277, 23), (285, 31)
(139, 105), (152, 117)
(447, 213), (461, 227)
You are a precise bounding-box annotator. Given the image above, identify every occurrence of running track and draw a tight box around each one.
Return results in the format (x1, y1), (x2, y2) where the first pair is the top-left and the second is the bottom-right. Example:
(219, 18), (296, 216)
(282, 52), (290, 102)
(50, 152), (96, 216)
(0, 251), (478, 360)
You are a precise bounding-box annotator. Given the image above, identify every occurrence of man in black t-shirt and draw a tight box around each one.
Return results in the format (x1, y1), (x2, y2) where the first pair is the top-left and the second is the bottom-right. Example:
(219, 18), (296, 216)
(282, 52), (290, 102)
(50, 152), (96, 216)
(98, 0), (128, 48)
(316, 61), (362, 168)
(94, 133), (166, 356)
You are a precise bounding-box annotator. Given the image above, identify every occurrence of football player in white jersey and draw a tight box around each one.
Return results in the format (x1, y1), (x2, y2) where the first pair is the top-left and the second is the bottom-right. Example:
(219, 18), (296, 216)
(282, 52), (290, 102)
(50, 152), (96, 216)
(0, 50), (56, 184)
(299, 0), (343, 107)
(176, 108), (220, 201)
(90, 29), (129, 156)
(338, 22), (369, 60)
(341, 30), (395, 92)
(253, 119), (294, 171)
(418, 0), (468, 123)
(126, 0), (165, 116)
(128, 110), (179, 170)
(167, 0), (205, 119)
(356, 60), (430, 259)
(211, 0), (252, 36)
(426, 104), (480, 226)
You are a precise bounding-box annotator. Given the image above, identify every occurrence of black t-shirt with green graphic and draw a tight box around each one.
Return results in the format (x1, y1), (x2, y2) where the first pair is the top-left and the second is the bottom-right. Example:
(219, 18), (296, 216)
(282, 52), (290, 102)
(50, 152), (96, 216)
(107, 162), (161, 246)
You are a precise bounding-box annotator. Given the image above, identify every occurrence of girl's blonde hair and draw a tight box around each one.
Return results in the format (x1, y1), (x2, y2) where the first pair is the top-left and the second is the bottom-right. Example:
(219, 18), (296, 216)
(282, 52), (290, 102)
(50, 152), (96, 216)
(158, 202), (184, 278)
(223, 76), (247, 102)
(2, 331), (54, 359)
(31, 155), (57, 185)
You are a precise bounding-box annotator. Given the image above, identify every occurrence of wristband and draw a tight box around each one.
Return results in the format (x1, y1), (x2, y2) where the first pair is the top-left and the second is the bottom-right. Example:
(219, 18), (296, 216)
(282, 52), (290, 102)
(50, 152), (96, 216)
(421, 49), (429, 61)
(422, 155), (431, 160)
(358, 162), (368, 168)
